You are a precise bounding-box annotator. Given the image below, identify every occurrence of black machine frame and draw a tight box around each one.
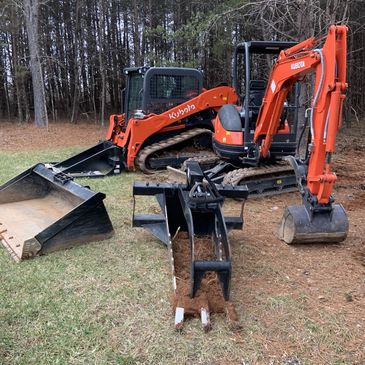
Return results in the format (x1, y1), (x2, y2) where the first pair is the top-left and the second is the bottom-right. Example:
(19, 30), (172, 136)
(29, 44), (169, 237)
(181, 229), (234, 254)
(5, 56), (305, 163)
(229, 41), (301, 164)
(132, 161), (248, 301)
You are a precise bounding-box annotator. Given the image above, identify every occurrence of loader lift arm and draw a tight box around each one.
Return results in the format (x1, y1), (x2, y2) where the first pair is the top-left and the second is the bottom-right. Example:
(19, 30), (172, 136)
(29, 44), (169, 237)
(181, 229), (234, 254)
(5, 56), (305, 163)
(253, 25), (349, 243)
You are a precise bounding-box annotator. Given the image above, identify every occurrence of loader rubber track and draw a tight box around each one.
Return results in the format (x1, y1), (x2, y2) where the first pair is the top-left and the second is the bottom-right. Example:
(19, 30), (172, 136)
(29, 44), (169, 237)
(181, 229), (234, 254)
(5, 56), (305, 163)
(136, 128), (212, 173)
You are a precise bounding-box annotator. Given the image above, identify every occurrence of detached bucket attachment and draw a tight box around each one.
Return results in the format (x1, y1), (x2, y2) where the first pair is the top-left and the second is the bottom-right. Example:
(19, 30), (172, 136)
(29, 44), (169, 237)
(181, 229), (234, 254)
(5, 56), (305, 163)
(278, 203), (349, 244)
(0, 164), (114, 261)
(51, 141), (122, 178)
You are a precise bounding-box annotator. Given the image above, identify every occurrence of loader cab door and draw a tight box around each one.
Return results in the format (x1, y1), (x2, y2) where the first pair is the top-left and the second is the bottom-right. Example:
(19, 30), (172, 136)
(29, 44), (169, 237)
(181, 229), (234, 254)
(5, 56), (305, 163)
(124, 67), (203, 122)
(124, 68), (145, 121)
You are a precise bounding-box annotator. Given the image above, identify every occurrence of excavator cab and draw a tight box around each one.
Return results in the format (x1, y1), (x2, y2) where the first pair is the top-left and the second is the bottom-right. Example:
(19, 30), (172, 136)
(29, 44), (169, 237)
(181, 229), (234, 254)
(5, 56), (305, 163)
(213, 41), (300, 165)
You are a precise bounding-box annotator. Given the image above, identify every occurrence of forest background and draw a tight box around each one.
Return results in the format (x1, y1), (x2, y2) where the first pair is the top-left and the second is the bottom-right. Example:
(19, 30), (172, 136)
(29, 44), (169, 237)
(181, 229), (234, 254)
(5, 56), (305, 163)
(0, 0), (364, 126)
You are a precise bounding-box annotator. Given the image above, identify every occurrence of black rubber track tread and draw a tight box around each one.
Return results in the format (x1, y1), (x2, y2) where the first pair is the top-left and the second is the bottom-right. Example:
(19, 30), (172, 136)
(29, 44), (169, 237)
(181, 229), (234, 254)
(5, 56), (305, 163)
(136, 128), (212, 173)
(222, 163), (294, 186)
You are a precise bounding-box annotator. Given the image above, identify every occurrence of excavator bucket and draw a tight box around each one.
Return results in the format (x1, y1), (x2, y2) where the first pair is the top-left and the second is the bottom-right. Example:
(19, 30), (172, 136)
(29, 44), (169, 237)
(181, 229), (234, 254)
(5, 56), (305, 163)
(0, 164), (114, 261)
(51, 141), (122, 178)
(278, 204), (349, 244)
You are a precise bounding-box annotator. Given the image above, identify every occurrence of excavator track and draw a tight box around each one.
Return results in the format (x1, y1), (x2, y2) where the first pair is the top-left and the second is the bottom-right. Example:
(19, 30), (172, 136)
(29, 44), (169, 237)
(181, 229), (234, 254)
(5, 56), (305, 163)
(223, 163), (294, 185)
(222, 163), (297, 197)
(181, 153), (221, 171)
(136, 128), (212, 173)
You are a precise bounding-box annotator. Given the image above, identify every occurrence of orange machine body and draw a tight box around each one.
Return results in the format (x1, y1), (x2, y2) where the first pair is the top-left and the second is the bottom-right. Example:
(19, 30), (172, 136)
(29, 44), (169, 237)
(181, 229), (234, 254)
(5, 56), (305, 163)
(253, 25), (347, 204)
(213, 110), (290, 147)
(107, 86), (238, 170)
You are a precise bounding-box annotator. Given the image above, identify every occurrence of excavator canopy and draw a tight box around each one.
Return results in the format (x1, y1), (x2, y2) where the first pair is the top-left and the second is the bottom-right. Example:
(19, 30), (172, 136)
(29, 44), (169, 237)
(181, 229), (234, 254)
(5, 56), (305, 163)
(0, 164), (114, 261)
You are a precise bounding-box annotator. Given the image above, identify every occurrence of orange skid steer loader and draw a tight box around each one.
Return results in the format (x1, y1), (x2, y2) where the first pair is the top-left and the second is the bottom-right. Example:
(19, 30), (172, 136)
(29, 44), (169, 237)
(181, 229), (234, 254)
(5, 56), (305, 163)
(0, 67), (236, 261)
(51, 67), (237, 176)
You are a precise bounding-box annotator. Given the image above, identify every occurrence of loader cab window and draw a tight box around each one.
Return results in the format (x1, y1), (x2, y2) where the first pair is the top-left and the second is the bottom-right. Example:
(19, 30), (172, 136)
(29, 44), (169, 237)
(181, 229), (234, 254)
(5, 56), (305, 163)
(126, 73), (144, 120)
(147, 74), (200, 114)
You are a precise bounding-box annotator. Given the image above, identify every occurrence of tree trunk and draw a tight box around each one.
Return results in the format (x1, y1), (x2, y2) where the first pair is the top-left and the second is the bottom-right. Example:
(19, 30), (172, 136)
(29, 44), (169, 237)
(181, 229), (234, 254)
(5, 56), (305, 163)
(71, 0), (82, 124)
(97, 0), (106, 126)
(23, 0), (48, 127)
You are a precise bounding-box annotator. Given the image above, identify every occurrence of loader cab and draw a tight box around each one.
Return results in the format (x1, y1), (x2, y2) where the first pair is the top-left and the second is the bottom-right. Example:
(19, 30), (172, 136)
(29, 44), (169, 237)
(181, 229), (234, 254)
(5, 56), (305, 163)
(213, 41), (301, 164)
(123, 67), (203, 122)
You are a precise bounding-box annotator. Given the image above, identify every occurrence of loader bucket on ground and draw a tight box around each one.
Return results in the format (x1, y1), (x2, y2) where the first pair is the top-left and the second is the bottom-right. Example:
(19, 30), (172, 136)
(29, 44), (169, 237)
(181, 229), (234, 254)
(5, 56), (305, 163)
(52, 141), (122, 178)
(0, 164), (114, 261)
(278, 204), (349, 244)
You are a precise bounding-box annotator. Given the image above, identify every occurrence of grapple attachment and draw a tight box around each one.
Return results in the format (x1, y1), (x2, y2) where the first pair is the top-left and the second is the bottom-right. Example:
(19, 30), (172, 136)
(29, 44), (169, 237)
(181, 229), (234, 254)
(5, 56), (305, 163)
(133, 161), (248, 330)
(278, 203), (349, 244)
(0, 164), (114, 261)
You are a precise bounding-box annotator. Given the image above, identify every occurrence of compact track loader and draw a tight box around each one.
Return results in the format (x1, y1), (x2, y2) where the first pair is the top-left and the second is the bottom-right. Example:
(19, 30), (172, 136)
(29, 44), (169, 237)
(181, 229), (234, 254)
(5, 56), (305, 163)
(50, 66), (300, 198)
(0, 164), (114, 261)
(51, 67), (237, 177)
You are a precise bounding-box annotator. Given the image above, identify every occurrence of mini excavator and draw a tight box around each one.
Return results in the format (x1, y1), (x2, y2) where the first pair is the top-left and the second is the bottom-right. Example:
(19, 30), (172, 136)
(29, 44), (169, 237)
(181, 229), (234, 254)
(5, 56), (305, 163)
(213, 25), (349, 243)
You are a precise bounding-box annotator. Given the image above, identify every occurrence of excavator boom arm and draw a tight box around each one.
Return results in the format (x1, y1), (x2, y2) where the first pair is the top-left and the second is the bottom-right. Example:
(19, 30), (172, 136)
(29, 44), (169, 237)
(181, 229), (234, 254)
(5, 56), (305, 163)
(254, 25), (347, 205)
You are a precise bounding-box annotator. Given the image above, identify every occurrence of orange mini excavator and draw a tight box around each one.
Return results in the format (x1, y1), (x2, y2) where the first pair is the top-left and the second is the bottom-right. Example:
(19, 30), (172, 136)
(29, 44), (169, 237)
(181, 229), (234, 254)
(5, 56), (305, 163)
(213, 25), (349, 244)
(132, 26), (349, 329)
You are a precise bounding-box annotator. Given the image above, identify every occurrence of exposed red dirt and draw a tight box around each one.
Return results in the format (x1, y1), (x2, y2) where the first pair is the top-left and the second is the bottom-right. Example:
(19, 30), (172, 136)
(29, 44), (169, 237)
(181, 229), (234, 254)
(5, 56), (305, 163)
(171, 233), (236, 319)
(226, 125), (365, 362)
(0, 121), (107, 152)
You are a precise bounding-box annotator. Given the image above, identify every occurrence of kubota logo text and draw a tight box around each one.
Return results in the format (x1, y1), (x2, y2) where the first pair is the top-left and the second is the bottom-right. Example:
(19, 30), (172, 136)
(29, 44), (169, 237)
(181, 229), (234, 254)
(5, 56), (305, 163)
(168, 104), (196, 120)
(291, 61), (305, 70)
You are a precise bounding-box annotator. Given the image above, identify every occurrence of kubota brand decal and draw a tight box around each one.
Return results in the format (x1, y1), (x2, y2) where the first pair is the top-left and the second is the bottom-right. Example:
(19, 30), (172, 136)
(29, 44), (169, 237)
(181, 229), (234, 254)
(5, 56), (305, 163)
(168, 104), (196, 120)
(291, 61), (305, 70)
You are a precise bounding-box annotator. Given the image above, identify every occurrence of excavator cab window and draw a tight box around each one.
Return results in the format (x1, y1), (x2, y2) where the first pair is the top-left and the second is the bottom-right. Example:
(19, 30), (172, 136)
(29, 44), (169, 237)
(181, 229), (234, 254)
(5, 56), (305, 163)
(232, 41), (301, 159)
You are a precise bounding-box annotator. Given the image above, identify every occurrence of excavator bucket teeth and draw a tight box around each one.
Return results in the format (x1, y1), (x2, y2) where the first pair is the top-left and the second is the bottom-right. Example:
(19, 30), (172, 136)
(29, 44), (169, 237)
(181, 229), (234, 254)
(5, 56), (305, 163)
(278, 204), (349, 244)
(0, 164), (114, 261)
(51, 141), (123, 178)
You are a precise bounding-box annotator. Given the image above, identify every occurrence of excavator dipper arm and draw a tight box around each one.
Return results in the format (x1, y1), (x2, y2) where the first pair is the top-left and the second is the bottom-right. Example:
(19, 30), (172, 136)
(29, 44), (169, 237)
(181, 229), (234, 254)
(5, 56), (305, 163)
(253, 25), (349, 244)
